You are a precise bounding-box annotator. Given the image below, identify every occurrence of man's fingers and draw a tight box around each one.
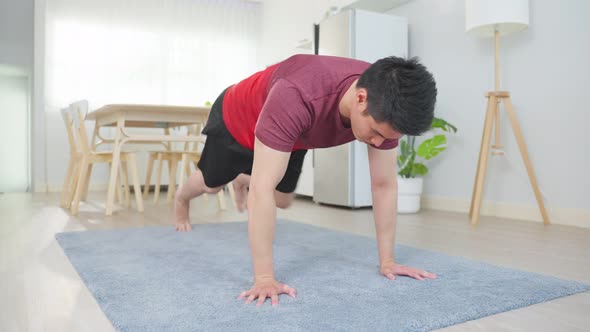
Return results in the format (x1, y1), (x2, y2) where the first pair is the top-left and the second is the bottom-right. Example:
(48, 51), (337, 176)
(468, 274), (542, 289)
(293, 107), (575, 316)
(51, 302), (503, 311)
(256, 292), (267, 306)
(238, 291), (248, 299)
(282, 284), (291, 293)
(282, 284), (296, 298)
(244, 294), (256, 304)
(422, 271), (437, 279)
(271, 293), (279, 306)
(386, 273), (396, 280)
(174, 224), (192, 232)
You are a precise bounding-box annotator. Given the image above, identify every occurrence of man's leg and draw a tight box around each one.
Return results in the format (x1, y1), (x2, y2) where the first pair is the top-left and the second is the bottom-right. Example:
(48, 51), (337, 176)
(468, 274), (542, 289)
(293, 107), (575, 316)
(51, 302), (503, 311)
(231, 173), (295, 210)
(232, 173), (250, 212)
(274, 191), (296, 209)
(174, 169), (223, 231)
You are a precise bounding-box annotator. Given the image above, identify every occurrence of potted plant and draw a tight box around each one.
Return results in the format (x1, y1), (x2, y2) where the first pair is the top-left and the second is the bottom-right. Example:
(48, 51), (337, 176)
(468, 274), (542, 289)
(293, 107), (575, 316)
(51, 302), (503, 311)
(397, 117), (457, 213)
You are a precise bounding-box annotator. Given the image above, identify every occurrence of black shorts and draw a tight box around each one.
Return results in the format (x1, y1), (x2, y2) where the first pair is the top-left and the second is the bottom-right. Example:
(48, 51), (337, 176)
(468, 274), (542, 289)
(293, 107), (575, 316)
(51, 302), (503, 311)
(197, 88), (308, 193)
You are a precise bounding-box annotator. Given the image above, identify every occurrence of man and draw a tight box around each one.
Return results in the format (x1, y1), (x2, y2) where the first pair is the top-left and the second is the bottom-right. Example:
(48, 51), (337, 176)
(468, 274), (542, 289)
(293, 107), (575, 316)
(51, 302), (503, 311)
(174, 54), (438, 306)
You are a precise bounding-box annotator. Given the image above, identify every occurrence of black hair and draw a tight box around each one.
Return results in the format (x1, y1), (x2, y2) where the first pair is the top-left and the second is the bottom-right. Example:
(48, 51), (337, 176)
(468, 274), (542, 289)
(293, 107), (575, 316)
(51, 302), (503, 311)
(357, 56), (437, 136)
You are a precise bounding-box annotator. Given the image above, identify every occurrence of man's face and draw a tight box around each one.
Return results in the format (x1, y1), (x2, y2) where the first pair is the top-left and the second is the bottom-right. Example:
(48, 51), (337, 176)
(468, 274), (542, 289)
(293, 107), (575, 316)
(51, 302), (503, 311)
(351, 90), (403, 147)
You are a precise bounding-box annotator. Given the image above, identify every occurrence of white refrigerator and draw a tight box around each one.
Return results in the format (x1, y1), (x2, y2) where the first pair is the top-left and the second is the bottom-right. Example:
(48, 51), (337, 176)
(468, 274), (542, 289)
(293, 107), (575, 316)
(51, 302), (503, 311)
(310, 8), (408, 208)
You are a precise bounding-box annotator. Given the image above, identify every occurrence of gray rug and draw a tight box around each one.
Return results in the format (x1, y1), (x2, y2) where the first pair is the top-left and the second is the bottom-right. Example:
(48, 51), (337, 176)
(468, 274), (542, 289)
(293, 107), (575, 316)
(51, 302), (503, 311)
(56, 220), (590, 332)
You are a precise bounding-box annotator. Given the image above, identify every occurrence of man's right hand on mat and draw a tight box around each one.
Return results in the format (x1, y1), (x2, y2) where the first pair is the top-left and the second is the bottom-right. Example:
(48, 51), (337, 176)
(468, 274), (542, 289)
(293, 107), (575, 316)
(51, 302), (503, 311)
(238, 277), (297, 306)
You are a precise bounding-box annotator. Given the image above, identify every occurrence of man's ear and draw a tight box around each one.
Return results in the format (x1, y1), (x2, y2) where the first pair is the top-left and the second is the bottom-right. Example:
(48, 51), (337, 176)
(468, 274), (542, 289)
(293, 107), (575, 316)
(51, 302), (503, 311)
(356, 88), (368, 112)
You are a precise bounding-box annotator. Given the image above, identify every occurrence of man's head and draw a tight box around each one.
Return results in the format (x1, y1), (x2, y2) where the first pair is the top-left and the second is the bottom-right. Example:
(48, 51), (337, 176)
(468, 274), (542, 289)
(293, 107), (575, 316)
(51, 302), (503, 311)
(350, 56), (437, 146)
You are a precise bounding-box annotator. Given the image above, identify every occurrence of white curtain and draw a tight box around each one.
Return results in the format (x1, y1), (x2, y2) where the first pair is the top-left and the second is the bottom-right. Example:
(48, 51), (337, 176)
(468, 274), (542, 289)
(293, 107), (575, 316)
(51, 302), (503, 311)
(45, 0), (261, 110)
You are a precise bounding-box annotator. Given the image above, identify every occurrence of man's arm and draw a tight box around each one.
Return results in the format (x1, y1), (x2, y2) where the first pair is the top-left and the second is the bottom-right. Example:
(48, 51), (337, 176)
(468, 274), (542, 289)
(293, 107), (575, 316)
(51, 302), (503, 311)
(367, 145), (437, 281)
(239, 138), (297, 306)
(367, 146), (398, 269)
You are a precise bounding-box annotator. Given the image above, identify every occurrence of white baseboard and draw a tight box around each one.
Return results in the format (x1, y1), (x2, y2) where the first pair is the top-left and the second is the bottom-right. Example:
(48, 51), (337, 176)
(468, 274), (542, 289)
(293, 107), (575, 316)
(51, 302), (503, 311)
(422, 195), (590, 229)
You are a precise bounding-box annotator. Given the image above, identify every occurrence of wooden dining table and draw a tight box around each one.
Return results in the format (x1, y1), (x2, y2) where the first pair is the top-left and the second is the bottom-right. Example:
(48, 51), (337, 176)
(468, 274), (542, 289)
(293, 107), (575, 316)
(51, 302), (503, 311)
(86, 104), (210, 215)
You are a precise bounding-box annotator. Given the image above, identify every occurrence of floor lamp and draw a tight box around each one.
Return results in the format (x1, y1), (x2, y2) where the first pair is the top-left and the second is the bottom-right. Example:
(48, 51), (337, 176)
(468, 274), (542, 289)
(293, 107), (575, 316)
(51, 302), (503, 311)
(465, 0), (550, 225)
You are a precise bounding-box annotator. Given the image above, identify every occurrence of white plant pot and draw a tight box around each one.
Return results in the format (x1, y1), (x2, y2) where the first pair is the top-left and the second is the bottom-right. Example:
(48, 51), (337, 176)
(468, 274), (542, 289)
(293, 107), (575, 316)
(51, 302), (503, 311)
(397, 176), (423, 214)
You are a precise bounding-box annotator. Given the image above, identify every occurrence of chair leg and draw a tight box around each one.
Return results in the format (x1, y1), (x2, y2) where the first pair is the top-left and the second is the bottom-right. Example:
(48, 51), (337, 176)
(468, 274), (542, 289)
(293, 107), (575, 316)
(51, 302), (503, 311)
(179, 154), (189, 185)
(185, 159), (191, 178)
(71, 158), (90, 216)
(167, 158), (178, 203)
(81, 163), (92, 201)
(154, 153), (164, 203)
(217, 190), (227, 211)
(65, 161), (81, 209)
(144, 154), (155, 197)
(60, 158), (76, 208)
(127, 154), (144, 212)
(227, 181), (237, 209)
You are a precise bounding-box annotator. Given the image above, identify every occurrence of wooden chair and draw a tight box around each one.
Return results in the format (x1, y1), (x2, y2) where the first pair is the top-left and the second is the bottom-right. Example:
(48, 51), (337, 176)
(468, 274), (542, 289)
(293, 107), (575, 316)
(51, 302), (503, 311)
(65, 101), (144, 215)
(60, 105), (128, 209)
(60, 107), (84, 209)
(143, 124), (235, 209)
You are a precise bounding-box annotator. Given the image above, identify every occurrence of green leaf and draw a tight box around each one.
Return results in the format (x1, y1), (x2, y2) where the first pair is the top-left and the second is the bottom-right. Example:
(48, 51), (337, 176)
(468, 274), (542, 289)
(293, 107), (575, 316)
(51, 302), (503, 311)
(431, 117), (457, 133)
(417, 135), (447, 160)
(411, 163), (428, 177)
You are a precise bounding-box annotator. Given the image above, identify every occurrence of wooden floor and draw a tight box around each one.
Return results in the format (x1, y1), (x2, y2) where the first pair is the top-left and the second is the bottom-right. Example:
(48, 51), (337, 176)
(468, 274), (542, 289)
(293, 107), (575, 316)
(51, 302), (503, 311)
(1, 191), (589, 331)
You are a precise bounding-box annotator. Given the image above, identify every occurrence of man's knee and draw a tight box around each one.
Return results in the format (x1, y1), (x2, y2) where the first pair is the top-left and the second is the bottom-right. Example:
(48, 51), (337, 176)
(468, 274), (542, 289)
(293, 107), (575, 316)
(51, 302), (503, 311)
(204, 185), (224, 194)
(275, 192), (295, 209)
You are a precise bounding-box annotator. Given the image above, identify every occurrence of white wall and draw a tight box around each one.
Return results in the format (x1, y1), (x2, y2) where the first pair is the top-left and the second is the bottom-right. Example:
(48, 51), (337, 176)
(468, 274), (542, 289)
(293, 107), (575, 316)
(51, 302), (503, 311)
(0, 0), (34, 67)
(387, 0), (590, 227)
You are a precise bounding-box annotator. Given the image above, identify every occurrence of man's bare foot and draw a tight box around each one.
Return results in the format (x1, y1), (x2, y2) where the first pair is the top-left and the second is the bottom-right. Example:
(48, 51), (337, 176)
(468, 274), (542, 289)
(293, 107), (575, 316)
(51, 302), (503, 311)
(232, 181), (248, 212)
(174, 197), (192, 232)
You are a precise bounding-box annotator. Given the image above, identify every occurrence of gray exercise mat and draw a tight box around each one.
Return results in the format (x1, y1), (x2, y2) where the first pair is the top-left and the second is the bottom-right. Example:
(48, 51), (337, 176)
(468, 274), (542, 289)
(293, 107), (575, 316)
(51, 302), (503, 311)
(56, 220), (590, 332)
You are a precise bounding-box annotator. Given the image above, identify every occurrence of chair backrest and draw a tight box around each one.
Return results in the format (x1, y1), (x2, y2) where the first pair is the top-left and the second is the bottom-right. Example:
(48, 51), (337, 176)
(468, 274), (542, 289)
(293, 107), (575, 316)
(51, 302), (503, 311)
(68, 100), (91, 155)
(61, 107), (80, 155)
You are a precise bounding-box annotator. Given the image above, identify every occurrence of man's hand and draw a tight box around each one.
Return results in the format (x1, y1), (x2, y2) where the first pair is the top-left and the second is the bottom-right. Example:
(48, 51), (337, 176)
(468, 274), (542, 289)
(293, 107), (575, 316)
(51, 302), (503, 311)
(238, 277), (297, 306)
(380, 261), (437, 281)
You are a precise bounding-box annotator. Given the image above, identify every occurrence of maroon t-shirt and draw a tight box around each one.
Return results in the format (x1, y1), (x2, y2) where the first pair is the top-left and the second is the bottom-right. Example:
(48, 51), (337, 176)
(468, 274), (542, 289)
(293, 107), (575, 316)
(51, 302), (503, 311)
(223, 54), (398, 152)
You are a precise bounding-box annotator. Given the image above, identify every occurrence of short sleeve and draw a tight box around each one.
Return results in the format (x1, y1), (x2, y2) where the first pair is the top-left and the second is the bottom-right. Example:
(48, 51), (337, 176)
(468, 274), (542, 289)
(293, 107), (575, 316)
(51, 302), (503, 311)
(255, 79), (313, 152)
(370, 139), (398, 150)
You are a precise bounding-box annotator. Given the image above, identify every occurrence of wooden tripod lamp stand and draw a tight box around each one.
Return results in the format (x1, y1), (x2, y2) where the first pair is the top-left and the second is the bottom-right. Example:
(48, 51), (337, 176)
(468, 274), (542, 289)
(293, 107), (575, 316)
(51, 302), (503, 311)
(465, 0), (550, 225)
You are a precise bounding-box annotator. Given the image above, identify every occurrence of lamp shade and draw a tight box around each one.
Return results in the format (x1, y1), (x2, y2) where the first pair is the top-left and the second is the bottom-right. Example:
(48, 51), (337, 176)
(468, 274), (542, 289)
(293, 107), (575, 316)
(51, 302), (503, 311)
(465, 0), (529, 37)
